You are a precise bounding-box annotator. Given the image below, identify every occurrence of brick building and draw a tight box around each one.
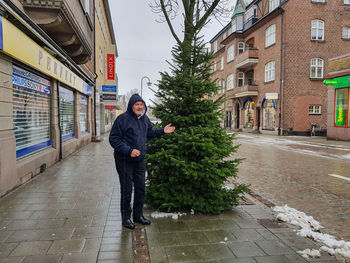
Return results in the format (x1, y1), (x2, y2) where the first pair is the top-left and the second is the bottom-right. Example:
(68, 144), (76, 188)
(210, 0), (350, 135)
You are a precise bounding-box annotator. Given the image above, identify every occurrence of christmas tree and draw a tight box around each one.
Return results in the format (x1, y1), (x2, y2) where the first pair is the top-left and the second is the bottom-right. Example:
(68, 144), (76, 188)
(145, 29), (249, 214)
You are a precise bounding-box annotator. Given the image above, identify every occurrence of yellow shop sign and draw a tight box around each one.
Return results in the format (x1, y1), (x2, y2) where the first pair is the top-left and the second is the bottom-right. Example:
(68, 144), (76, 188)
(0, 15), (85, 93)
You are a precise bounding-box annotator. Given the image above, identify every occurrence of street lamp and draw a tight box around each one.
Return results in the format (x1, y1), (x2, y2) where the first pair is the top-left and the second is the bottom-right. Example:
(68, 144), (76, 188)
(140, 76), (151, 98)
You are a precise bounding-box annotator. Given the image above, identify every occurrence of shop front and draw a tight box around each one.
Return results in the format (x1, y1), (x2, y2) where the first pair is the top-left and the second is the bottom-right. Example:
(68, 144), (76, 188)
(325, 53), (350, 141)
(0, 15), (94, 196)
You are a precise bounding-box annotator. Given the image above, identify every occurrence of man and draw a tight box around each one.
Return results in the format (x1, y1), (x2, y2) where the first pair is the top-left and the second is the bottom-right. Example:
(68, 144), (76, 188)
(109, 94), (175, 230)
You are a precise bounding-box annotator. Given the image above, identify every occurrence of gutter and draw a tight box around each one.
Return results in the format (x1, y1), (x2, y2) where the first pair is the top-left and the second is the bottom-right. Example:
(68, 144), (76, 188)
(278, 11), (284, 136)
(1, 0), (95, 85)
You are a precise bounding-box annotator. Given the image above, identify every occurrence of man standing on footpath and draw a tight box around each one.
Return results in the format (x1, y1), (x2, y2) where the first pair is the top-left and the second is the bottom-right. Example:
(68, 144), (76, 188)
(109, 94), (175, 230)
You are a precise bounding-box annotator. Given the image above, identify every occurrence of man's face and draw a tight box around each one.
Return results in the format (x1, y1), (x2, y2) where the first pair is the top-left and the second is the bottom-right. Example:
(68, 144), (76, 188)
(133, 101), (144, 116)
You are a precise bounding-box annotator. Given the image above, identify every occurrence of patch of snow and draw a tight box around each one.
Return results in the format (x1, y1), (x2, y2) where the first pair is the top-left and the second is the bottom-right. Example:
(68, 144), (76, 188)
(150, 211), (186, 220)
(191, 209), (195, 215)
(297, 248), (320, 259)
(274, 205), (350, 259)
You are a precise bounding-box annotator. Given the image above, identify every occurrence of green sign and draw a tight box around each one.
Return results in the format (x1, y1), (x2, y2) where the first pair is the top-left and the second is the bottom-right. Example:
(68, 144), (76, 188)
(324, 79), (338, 85)
(325, 75), (350, 89)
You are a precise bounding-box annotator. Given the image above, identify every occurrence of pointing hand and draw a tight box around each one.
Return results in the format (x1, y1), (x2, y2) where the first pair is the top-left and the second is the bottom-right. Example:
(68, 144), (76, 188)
(164, 123), (175, 134)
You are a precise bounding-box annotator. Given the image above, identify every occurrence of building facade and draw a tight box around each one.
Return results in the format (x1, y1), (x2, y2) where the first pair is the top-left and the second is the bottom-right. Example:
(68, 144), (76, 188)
(325, 53), (350, 141)
(210, 0), (350, 135)
(95, 0), (118, 136)
(0, 0), (97, 197)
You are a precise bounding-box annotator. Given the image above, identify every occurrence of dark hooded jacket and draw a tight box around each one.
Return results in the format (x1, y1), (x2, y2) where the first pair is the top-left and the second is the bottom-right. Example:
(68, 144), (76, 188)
(109, 94), (164, 162)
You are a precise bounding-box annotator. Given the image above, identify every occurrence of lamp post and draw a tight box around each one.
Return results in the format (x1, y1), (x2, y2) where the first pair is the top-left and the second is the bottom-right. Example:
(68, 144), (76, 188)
(140, 76), (151, 98)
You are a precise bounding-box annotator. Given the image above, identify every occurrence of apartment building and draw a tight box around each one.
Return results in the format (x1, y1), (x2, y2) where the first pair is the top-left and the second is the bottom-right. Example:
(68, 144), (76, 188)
(0, 0), (97, 197)
(210, 0), (350, 135)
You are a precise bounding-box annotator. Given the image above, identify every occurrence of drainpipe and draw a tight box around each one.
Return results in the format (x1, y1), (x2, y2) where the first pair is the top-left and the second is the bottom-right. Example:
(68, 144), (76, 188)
(278, 11), (284, 136)
(93, 0), (97, 138)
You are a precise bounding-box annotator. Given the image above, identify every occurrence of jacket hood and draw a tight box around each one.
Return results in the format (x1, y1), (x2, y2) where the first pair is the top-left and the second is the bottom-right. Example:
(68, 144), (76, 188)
(127, 93), (147, 118)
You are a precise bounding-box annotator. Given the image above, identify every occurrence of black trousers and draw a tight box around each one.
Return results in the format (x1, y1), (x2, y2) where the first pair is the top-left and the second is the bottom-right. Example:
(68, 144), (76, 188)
(115, 158), (146, 221)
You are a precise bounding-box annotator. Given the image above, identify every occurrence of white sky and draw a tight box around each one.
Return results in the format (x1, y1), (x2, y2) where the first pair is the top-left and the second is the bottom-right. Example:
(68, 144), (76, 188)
(109, 0), (235, 106)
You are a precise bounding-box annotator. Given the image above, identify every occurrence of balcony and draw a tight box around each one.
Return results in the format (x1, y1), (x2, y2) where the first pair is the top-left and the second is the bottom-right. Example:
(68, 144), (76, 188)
(21, 0), (93, 64)
(226, 84), (258, 98)
(236, 48), (259, 69)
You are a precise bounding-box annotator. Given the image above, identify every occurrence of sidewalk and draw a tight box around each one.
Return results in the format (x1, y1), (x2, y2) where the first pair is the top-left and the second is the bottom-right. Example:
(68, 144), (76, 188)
(0, 137), (341, 263)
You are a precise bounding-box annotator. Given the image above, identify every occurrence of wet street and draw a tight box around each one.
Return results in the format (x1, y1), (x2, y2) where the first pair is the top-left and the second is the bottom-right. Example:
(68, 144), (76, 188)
(231, 133), (350, 241)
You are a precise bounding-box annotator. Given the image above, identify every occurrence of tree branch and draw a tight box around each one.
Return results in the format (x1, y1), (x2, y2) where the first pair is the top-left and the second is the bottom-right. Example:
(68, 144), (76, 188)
(160, 0), (182, 44)
(195, 0), (221, 30)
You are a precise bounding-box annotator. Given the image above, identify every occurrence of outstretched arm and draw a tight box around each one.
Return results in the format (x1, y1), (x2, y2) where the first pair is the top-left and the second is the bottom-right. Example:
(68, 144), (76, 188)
(164, 123), (175, 134)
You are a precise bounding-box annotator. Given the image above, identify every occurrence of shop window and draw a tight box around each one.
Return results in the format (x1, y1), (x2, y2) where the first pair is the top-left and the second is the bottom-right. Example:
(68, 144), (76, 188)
(265, 61), (275, 82)
(335, 88), (349, 126)
(310, 58), (324, 78)
(343, 27), (350, 39)
(227, 45), (234, 62)
(311, 20), (324, 41)
(309, 105), (322, 115)
(265, 24), (276, 47)
(263, 99), (276, 130)
(12, 65), (51, 158)
(59, 86), (75, 141)
(80, 95), (88, 133)
(244, 101), (254, 128)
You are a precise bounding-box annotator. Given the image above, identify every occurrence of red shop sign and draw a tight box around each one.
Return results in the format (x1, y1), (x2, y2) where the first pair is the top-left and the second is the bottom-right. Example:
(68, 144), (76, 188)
(105, 105), (116, 109)
(107, 54), (115, 80)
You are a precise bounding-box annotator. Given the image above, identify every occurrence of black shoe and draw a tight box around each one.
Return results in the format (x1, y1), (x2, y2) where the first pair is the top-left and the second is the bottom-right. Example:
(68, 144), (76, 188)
(133, 216), (151, 225)
(122, 219), (135, 230)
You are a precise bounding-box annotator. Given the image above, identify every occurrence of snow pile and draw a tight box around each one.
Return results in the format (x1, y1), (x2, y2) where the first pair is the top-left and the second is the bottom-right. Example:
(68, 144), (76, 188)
(273, 205), (323, 231)
(274, 205), (350, 259)
(150, 211), (186, 220)
(297, 249), (321, 259)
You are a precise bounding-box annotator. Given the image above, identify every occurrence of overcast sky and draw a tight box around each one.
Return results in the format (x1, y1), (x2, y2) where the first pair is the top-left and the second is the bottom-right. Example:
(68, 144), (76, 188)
(109, 0), (236, 106)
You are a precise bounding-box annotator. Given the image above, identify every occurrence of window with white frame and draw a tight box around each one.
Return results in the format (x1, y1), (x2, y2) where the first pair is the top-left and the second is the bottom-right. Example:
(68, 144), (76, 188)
(345, 0), (350, 4)
(269, 0), (279, 12)
(311, 20), (324, 40)
(265, 24), (276, 47)
(220, 57), (224, 70)
(222, 80), (225, 93)
(227, 74), (234, 90)
(265, 61), (275, 82)
(312, 0), (325, 3)
(238, 42), (245, 55)
(213, 40), (218, 53)
(245, 6), (257, 23)
(227, 45), (234, 62)
(343, 27), (350, 39)
(310, 58), (324, 78)
(232, 18), (237, 33)
(238, 72), (244, 87)
(309, 105), (322, 115)
(213, 61), (217, 72)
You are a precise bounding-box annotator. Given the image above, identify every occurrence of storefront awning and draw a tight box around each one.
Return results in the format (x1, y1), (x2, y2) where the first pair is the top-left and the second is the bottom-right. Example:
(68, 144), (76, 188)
(324, 75), (350, 89)
(231, 91), (258, 98)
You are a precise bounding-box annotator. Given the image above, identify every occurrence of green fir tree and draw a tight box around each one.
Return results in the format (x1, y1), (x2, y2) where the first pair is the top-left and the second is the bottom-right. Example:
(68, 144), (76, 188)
(145, 0), (249, 214)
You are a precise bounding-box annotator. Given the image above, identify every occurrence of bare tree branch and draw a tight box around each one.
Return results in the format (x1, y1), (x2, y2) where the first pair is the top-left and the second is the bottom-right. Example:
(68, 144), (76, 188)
(159, 0), (182, 44)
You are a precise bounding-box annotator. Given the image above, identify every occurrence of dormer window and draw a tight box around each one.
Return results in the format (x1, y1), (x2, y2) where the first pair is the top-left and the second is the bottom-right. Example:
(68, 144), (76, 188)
(244, 5), (257, 23)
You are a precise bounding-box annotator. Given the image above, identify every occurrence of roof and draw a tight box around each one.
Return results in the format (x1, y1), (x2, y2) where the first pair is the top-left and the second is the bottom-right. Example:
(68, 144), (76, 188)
(232, 3), (244, 18)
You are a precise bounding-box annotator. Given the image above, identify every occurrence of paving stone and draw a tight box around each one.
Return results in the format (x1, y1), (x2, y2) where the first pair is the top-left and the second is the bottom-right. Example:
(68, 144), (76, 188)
(254, 240), (295, 255)
(82, 238), (102, 253)
(22, 254), (62, 263)
(158, 220), (190, 232)
(47, 239), (84, 254)
(147, 232), (178, 247)
(71, 227), (104, 239)
(6, 230), (41, 242)
(203, 230), (236, 243)
(255, 255), (301, 263)
(234, 218), (265, 229)
(176, 231), (209, 245)
(0, 243), (18, 257)
(281, 238), (319, 252)
(255, 229), (278, 240)
(227, 241), (265, 257)
(231, 229), (265, 241)
(0, 257), (24, 263)
(9, 241), (52, 257)
(30, 210), (59, 220)
(196, 243), (236, 260)
(0, 231), (13, 242)
(221, 258), (257, 263)
(60, 252), (98, 263)
(165, 245), (203, 262)
(38, 228), (74, 241)
(98, 251), (133, 261)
